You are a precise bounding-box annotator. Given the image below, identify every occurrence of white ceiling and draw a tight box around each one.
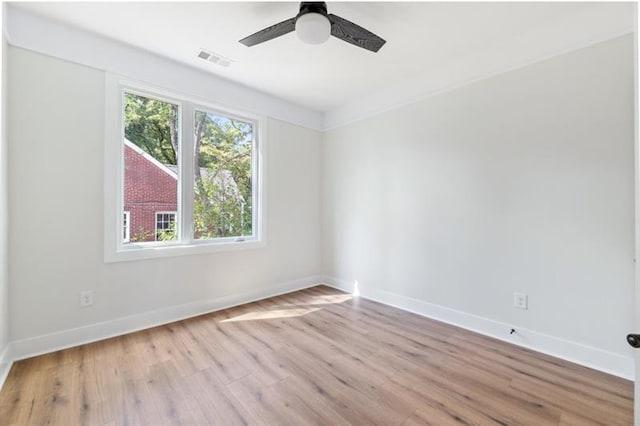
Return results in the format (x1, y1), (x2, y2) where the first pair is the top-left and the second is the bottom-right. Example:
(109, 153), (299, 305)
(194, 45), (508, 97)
(10, 2), (634, 113)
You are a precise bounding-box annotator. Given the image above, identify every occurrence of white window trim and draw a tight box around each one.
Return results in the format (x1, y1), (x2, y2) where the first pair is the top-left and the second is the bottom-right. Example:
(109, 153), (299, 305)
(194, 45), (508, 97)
(123, 211), (131, 243)
(104, 74), (267, 263)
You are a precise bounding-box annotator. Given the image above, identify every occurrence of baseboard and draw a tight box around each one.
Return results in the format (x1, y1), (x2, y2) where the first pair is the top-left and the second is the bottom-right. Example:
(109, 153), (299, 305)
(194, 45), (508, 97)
(5, 275), (323, 368)
(2, 274), (632, 389)
(0, 345), (12, 390)
(321, 275), (634, 380)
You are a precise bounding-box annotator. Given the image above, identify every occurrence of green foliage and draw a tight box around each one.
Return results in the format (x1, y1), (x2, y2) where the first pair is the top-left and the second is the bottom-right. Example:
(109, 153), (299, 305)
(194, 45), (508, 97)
(123, 93), (253, 240)
(194, 176), (250, 239)
(129, 225), (176, 243)
(130, 227), (153, 243)
(193, 111), (252, 239)
(156, 226), (177, 242)
(124, 93), (178, 165)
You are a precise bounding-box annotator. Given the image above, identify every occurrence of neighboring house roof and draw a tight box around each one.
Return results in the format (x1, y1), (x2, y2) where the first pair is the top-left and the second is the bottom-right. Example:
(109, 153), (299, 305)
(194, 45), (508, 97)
(125, 138), (245, 204)
(124, 139), (177, 180)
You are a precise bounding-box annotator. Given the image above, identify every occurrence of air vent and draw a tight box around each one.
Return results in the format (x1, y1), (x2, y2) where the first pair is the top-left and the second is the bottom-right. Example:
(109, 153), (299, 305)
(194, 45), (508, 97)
(197, 49), (233, 68)
(197, 51), (211, 60)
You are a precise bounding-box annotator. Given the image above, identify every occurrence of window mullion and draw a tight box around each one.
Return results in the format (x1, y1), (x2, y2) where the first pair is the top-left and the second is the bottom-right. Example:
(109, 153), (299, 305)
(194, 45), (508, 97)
(180, 102), (195, 244)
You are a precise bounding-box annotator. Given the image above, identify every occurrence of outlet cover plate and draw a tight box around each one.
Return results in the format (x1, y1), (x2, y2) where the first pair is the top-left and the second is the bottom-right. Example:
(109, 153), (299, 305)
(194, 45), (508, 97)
(514, 292), (528, 310)
(80, 290), (94, 307)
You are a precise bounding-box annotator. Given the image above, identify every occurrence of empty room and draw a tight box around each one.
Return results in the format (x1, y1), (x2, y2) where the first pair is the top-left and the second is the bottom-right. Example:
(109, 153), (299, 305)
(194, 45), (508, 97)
(0, 1), (638, 425)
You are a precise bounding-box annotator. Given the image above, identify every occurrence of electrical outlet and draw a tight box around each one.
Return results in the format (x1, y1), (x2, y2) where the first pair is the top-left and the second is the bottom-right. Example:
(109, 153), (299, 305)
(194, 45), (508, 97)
(80, 290), (94, 307)
(514, 292), (528, 310)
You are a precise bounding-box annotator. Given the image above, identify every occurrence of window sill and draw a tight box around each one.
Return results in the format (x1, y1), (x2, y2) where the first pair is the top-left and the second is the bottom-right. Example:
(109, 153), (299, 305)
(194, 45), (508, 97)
(104, 239), (266, 263)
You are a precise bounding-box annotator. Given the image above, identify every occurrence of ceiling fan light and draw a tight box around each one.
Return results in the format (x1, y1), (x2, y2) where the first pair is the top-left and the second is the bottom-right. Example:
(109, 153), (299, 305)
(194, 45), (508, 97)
(295, 13), (331, 45)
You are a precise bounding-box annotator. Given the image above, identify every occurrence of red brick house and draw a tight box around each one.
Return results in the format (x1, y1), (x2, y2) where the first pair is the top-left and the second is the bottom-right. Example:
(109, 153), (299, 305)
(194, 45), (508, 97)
(123, 139), (177, 242)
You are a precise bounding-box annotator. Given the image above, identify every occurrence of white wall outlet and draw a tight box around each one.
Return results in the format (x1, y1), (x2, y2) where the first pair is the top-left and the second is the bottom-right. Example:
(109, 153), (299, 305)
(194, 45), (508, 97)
(514, 292), (528, 310)
(80, 290), (94, 307)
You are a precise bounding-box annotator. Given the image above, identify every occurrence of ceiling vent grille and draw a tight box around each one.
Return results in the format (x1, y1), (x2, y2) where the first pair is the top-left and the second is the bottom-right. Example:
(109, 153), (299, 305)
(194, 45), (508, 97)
(197, 49), (233, 67)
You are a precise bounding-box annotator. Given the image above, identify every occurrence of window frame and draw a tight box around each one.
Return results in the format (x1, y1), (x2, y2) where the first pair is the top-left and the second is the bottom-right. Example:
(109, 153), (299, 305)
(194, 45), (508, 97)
(123, 211), (131, 243)
(104, 75), (266, 263)
(155, 211), (177, 241)
(192, 105), (258, 243)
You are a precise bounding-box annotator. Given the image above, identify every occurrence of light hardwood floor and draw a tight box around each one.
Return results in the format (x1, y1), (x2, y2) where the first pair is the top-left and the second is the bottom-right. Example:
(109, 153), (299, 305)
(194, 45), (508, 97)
(0, 285), (633, 425)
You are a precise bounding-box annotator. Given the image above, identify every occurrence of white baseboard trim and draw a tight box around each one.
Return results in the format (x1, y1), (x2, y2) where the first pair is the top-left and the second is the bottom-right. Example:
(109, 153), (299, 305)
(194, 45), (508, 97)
(4, 275), (323, 370)
(321, 275), (634, 380)
(0, 345), (12, 391)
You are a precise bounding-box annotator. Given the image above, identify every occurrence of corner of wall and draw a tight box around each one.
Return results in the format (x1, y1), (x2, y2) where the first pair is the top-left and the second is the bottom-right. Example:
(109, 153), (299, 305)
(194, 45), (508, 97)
(0, 346), (11, 390)
(0, 19), (11, 391)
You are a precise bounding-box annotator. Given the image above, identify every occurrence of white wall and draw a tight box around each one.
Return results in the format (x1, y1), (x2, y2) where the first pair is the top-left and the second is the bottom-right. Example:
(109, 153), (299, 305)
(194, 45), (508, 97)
(0, 34), (10, 377)
(8, 46), (322, 344)
(323, 35), (635, 373)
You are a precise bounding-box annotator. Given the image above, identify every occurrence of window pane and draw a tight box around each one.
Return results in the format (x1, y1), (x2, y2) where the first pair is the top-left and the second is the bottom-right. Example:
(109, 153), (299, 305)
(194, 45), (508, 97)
(155, 212), (176, 241)
(193, 110), (253, 240)
(123, 92), (179, 243)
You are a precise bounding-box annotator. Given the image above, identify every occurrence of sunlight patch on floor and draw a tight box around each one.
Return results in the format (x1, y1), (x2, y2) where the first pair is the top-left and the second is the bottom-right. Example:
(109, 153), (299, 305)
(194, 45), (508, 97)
(221, 307), (321, 322)
(266, 294), (354, 309)
(305, 294), (353, 305)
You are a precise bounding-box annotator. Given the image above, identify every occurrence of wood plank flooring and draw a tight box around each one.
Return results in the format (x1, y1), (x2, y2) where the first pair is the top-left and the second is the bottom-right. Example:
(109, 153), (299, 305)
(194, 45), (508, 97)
(0, 285), (633, 425)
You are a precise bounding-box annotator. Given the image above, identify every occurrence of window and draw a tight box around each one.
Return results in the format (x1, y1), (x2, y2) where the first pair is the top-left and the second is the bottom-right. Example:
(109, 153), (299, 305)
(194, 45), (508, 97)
(104, 77), (265, 262)
(193, 109), (253, 240)
(155, 212), (177, 241)
(123, 92), (179, 244)
(123, 211), (130, 243)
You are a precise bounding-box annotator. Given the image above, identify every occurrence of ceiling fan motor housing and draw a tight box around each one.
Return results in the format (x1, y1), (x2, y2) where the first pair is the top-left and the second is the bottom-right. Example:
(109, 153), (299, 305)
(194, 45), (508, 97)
(297, 2), (329, 20)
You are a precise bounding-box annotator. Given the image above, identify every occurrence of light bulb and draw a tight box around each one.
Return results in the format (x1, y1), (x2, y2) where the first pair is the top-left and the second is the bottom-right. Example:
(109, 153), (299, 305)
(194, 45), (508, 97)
(295, 13), (331, 45)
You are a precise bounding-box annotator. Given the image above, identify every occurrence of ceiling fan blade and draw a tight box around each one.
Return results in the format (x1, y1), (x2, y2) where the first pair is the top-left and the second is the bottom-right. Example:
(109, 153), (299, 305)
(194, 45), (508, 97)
(239, 17), (296, 47)
(328, 14), (386, 52)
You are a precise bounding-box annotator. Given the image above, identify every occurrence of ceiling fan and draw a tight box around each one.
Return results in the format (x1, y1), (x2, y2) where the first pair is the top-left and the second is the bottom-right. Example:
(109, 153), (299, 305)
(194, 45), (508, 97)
(239, 2), (386, 53)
